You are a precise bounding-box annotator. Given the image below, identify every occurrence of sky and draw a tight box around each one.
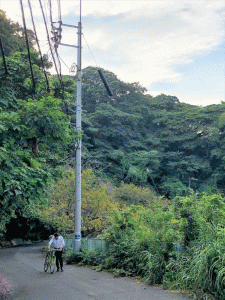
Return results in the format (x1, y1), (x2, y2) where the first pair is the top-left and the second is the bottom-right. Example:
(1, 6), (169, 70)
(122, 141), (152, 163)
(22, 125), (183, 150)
(0, 0), (225, 106)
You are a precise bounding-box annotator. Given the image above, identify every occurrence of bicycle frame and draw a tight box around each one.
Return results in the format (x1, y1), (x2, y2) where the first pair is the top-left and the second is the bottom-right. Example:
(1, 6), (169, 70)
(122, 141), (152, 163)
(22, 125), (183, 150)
(44, 249), (56, 274)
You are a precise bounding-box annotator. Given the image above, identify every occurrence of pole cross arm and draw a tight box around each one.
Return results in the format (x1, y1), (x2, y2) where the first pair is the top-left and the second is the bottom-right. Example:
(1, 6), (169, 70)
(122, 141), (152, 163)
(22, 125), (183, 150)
(60, 43), (78, 48)
(61, 23), (79, 29)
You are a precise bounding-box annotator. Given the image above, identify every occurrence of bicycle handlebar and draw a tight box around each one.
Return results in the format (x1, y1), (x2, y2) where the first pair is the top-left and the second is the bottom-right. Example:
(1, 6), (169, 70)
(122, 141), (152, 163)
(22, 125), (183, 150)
(48, 248), (62, 251)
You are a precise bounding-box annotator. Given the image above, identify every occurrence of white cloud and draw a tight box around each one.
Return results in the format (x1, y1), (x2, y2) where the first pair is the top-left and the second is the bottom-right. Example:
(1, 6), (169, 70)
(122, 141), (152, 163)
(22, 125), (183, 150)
(180, 94), (224, 107)
(149, 90), (224, 107)
(95, 1), (224, 85)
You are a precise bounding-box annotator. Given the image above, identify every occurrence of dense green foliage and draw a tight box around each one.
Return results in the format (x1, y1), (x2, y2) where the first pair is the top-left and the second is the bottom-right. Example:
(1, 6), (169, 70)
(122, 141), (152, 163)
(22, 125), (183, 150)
(80, 67), (225, 197)
(0, 12), (76, 238)
(35, 169), (119, 236)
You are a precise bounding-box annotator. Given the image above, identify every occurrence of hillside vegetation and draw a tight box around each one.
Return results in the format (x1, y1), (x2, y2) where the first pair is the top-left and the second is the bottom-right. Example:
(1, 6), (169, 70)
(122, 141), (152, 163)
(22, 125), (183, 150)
(80, 66), (225, 197)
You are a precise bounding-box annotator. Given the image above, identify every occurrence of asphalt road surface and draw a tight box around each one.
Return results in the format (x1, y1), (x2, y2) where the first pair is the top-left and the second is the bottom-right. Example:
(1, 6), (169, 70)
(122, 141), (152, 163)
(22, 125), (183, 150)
(0, 244), (192, 300)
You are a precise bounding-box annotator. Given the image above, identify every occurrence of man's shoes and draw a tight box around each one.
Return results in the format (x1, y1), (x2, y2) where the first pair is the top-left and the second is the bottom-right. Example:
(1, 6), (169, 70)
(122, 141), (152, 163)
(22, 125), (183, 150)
(57, 269), (59, 272)
(60, 269), (63, 272)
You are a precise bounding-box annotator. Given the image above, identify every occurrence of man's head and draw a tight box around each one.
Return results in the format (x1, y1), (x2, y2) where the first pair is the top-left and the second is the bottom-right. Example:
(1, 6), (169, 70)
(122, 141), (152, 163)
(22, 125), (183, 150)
(54, 232), (59, 239)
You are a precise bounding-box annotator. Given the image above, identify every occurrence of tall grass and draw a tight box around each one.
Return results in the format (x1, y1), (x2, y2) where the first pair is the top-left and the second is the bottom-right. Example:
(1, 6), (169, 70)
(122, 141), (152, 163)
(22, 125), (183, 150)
(66, 194), (225, 299)
(164, 239), (225, 299)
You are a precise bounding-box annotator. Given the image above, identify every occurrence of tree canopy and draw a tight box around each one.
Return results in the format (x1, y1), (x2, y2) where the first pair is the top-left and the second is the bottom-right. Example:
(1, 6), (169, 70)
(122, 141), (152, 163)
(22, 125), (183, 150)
(80, 67), (225, 197)
(0, 10), (35, 56)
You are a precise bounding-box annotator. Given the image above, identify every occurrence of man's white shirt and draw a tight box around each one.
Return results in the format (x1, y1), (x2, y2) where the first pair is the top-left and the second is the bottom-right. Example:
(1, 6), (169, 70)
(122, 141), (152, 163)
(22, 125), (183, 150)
(49, 236), (65, 249)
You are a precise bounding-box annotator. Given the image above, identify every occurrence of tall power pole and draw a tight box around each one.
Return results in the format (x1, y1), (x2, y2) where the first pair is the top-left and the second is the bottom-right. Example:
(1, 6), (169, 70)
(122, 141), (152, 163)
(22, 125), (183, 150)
(59, 1), (82, 253)
(59, 0), (113, 253)
(74, 17), (82, 253)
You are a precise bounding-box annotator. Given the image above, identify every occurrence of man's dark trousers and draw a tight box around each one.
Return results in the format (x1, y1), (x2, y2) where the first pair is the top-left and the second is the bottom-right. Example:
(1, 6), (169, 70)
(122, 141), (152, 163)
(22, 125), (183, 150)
(55, 250), (63, 270)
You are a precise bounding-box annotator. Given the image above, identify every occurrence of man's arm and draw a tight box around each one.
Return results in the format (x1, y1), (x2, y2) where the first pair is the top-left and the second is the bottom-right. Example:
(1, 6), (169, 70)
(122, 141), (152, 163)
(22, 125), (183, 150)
(48, 236), (54, 250)
(59, 237), (65, 251)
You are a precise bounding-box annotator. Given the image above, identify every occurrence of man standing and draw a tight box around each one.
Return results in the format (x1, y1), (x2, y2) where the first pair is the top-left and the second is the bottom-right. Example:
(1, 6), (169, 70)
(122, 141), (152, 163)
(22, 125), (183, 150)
(48, 232), (65, 272)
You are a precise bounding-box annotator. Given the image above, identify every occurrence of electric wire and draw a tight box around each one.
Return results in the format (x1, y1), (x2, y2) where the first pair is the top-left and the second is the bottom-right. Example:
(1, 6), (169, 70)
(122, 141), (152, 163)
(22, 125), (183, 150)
(27, 0), (50, 92)
(48, 0), (62, 81)
(20, 0), (36, 93)
(48, 0), (64, 96)
(57, 0), (62, 24)
(55, 0), (62, 78)
(54, 44), (62, 82)
(59, 55), (70, 70)
(0, 37), (8, 75)
(82, 33), (99, 68)
(49, 0), (53, 25)
(38, 0), (63, 88)
(148, 173), (160, 194)
(83, 33), (113, 96)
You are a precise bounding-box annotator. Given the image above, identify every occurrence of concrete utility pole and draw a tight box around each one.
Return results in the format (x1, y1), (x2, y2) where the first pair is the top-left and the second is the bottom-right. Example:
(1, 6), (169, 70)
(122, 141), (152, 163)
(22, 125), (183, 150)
(74, 18), (82, 253)
(60, 1), (82, 253)
(59, 0), (113, 253)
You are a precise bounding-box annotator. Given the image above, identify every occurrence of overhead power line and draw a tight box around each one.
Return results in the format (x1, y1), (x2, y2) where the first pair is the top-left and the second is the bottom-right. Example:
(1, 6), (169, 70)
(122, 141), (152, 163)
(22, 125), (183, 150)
(20, 0), (36, 93)
(0, 37), (8, 76)
(82, 33), (113, 97)
(82, 33), (99, 67)
(49, 0), (53, 25)
(27, 0), (50, 92)
(49, 0), (62, 77)
(48, 0), (66, 101)
(38, 0), (63, 88)
(59, 55), (70, 70)
(57, 0), (62, 24)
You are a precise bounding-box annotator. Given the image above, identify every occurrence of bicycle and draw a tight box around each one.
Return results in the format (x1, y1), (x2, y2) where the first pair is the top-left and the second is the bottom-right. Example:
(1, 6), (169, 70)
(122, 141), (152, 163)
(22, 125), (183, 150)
(44, 249), (56, 274)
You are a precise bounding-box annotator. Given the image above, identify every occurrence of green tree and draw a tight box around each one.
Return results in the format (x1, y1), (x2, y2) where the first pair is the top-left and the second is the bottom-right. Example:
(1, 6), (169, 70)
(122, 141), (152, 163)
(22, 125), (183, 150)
(36, 169), (119, 235)
(0, 96), (73, 237)
(0, 10), (35, 57)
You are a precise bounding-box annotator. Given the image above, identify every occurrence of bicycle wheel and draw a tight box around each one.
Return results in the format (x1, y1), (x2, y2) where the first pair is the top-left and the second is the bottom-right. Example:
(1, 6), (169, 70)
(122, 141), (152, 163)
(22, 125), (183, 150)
(44, 254), (49, 272)
(49, 253), (56, 274)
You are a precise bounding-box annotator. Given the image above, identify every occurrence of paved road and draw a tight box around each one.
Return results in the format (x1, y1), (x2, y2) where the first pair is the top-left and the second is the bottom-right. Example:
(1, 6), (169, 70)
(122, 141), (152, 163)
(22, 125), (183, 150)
(0, 245), (192, 300)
